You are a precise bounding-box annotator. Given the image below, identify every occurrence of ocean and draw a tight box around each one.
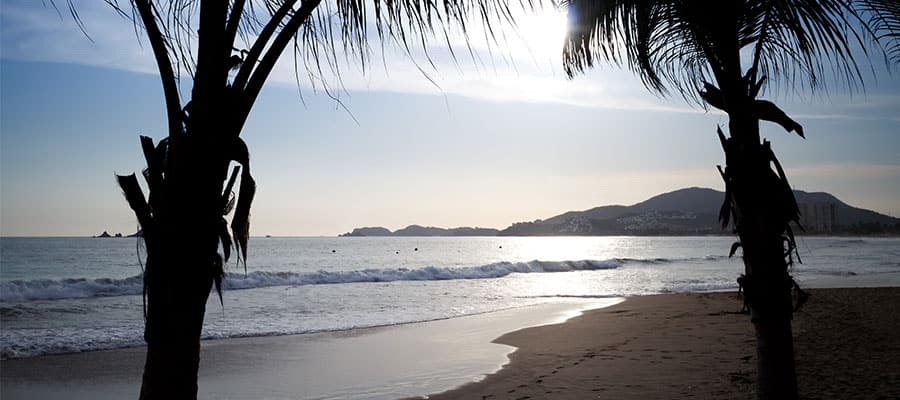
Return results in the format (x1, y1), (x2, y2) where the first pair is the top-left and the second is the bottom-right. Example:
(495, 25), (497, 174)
(1, 236), (898, 360)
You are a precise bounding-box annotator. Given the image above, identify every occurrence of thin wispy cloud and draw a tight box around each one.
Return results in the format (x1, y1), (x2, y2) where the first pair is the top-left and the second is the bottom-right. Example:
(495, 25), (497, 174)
(4, 1), (896, 120)
(0, 1), (736, 115)
(0, 2), (156, 73)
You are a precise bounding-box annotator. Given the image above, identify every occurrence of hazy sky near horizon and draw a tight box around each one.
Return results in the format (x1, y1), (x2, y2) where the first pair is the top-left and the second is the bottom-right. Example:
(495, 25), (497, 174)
(1, 1), (899, 236)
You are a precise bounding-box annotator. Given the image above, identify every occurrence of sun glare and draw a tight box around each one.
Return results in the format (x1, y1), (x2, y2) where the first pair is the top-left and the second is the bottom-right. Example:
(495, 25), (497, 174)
(513, 9), (569, 62)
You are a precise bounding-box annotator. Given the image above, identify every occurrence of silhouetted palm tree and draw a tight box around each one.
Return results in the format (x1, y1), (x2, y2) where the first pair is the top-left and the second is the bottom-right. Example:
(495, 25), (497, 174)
(858, 0), (900, 62)
(70, 0), (526, 398)
(562, 1), (898, 399)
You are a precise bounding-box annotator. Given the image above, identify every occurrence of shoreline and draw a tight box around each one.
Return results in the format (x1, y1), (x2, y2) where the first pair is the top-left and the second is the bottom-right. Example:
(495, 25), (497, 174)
(0, 301), (614, 361)
(2, 287), (898, 399)
(427, 287), (900, 399)
(0, 299), (619, 400)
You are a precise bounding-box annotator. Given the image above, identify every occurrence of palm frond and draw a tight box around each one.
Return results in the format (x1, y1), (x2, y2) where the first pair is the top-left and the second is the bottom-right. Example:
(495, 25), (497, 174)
(562, 0), (721, 101)
(106, 0), (535, 91)
(102, 0), (541, 139)
(855, 0), (900, 64)
(749, 0), (868, 94)
(563, 0), (895, 102)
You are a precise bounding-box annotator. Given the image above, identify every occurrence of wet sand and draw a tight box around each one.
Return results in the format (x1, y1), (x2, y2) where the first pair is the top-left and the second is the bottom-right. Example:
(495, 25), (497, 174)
(426, 287), (900, 400)
(2, 288), (897, 399)
(0, 300), (619, 400)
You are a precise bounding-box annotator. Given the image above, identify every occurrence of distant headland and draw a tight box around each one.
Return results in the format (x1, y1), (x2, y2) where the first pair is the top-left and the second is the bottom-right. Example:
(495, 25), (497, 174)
(339, 225), (499, 237)
(340, 187), (899, 237)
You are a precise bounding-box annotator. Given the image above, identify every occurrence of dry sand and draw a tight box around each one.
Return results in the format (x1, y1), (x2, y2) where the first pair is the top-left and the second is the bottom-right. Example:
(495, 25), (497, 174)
(426, 287), (900, 400)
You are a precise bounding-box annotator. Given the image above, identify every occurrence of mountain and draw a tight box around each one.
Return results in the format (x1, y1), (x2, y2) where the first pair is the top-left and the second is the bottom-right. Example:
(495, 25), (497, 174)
(632, 187), (725, 214)
(393, 225), (500, 236)
(339, 188), (898, 237)
(499, 187), (899, 236)
(340, 225), (499, 237)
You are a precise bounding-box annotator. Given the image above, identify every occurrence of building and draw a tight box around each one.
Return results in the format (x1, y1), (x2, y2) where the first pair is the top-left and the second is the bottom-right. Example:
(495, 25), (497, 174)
(798, 202), (836, 233)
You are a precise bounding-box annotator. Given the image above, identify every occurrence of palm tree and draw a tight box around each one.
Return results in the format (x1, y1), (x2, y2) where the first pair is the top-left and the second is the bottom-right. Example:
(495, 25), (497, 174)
(71, 0), (526, 398)
(562, 1), (898, 399)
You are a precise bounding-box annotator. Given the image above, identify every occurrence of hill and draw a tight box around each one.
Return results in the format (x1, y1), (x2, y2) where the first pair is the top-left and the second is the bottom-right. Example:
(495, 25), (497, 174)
(339, 225), (499, 237)
(339, 188), (898, 236)
(499, 187), (899, 236)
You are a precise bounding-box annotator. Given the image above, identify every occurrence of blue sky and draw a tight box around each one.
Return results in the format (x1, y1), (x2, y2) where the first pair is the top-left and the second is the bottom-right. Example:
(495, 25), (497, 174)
(1, 1), (898, 236)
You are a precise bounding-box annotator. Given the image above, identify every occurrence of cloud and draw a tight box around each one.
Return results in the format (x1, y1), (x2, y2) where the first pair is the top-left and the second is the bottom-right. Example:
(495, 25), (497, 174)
(3, 1), (896, 119)
(0, 1), (158, 73)
(0, 1), (692, 114)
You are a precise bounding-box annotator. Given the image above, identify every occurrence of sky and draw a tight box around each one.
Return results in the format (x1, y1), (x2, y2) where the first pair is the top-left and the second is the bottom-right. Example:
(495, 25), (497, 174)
(1, 0), (899, 236)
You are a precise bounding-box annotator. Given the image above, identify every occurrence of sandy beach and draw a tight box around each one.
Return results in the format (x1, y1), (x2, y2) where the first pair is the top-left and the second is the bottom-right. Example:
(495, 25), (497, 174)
(0, 300), (617, 399)
(428, 287), (900, 400)
(2, 287), (897, 399)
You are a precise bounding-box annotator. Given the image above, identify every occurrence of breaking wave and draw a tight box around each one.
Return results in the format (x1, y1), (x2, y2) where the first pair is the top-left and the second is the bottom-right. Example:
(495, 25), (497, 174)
(0, 256), (724, 302)
(0, 275), (145, 303)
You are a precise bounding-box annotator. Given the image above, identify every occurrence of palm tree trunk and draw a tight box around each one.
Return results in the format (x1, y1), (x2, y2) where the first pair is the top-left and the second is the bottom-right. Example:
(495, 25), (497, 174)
(139, 232), (215, 399)
(725, 103), (799, 400)
(119, 135), (227, 400)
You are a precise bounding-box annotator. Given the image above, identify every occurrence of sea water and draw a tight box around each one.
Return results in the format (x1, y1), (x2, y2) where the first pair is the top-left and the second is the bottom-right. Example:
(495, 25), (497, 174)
(1, 236), (898, 359)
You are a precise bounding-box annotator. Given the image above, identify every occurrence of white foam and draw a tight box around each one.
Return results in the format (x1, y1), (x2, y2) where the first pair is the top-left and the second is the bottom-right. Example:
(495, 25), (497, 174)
(0, 276), (144, 302)
(0, 257), (744, 303)
(222, 259), (622, 290)
(0, 259), (622, 302)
